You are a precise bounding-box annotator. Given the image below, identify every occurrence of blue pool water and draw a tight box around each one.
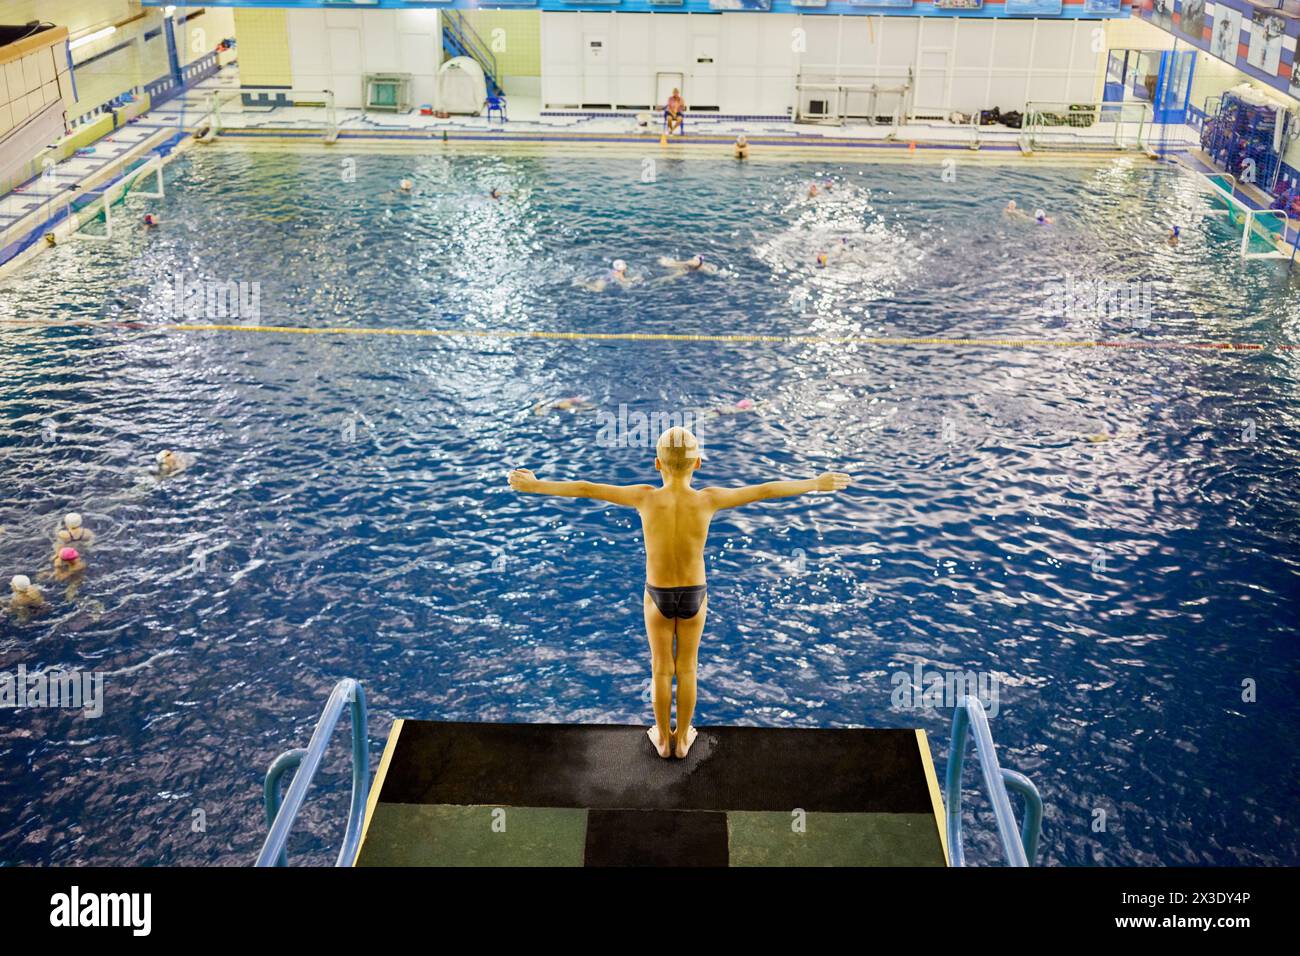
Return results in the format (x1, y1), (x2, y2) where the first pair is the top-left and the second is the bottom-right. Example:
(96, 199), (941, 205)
(1, 148), (1298, 866)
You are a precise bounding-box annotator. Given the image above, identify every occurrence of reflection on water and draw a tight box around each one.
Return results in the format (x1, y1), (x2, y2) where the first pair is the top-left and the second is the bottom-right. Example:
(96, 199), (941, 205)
(0, 150), (1297, 866)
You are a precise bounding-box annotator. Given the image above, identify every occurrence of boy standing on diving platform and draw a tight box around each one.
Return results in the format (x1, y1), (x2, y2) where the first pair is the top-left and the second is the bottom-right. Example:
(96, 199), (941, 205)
(508, 427), (851, 759)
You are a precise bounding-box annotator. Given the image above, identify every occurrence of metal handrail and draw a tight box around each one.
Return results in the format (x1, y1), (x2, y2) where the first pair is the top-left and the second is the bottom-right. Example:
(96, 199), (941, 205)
(255, 679), (370, 868)
(945, 695), (1042, 866)
(444, 11), (500, 96)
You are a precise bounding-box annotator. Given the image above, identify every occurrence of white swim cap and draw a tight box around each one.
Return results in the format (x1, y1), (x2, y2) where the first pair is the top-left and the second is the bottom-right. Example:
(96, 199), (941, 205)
(1035, 208), (1046, 220)
(612, 259), (627, 272)
(65, 512), (82, 529)
(156, 450), (170, 463)
(11, 574), (30, 591)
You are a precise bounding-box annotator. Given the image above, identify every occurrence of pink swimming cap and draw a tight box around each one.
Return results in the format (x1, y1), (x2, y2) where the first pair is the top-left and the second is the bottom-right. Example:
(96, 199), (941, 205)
(736, 399), (754, 409)
(60, 547), (78, 562)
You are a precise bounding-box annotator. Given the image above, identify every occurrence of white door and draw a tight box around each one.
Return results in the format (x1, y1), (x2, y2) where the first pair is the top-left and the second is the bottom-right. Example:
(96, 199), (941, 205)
(914, 48), (950, 114)
(689, 34), (717, 109)
(328, 28), (363, 109)
(583, 34), (609, 106)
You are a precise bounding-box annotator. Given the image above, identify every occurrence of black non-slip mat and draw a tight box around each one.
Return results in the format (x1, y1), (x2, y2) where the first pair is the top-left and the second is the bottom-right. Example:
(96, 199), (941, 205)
(378, 721), (934, 815)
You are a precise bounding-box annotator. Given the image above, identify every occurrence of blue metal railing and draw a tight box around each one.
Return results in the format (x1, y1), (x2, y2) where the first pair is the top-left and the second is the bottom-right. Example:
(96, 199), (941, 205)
(255, 679), (370, 868)
(944, 695), (1042, 867)
(442, 10), (503, 98)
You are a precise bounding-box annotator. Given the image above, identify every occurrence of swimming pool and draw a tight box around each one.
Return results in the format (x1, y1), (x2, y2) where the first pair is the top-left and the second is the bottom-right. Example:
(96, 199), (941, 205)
(1, 146), (1297, 866)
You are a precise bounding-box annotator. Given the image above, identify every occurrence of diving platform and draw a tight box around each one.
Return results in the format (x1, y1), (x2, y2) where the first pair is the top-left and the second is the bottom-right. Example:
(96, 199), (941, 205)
(353, 720), (950, 867)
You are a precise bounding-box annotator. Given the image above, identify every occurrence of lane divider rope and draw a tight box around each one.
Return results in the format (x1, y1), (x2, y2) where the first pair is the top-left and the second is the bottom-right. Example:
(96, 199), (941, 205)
(0, 318), (1290, 351)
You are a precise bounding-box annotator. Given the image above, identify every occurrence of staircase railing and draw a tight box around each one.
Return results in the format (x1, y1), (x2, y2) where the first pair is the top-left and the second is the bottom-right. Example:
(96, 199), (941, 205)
(945, 695), (1042, 866)
(256, 679), (370, 867)
(442, 10), (502, 98)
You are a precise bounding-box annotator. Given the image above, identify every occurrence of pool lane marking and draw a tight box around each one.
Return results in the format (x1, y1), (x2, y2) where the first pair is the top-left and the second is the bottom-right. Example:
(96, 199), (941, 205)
(0, 318), (1290, 351)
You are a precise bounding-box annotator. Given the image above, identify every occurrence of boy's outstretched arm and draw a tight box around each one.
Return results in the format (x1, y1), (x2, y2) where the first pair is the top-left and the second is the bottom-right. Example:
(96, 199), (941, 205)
(704, 472), (851, 510)
(508, 468), (650, 508)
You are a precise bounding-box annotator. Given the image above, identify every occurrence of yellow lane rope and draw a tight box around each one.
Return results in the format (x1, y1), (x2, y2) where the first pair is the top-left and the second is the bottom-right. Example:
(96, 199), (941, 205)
(0, 318), (1290, 351)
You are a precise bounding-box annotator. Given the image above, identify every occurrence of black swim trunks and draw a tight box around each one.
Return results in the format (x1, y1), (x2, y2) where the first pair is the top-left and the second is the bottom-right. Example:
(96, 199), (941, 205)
(645, 584), (707, 620)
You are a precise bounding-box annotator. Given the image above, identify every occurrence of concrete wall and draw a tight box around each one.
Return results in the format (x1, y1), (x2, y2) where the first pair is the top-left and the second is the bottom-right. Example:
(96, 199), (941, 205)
(462, 10), (541, 99)
(541, 12), (1101, 115)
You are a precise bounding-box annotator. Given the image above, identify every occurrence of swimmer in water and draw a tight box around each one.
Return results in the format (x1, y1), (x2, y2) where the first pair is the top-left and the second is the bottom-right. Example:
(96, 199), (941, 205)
(48, 547), (86, 600)
(490, 187), (503, 201)
(143, 213), (159, 227)
(734, 135), (749, 160)
(655, 254), (720, 280)
(156, 450), (189, 477)
(710, 398), (757, 416)
(1168, 225), (1180, 245)
(56, 512), (94, 549)
(508, 427), (851, 760)
(815, 237), (852, 269)
(1035, 208), (1053, 225)
(399, 179), (414, 194)
(1004, 200), (1031, 221)
(8, 574), (46, 618)
(532, 395), (596, 416)
(583, 259), (635, 292)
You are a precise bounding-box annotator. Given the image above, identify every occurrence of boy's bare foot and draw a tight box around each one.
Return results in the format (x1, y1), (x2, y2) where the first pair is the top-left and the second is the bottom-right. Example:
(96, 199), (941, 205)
(673, 725), (698, 759)
(647, 726), (671, 758)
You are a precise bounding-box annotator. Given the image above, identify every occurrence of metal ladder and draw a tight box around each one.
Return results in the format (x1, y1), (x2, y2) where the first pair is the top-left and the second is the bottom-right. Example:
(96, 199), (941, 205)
(945, 695), (1043, 866)
(256, 679), (370, 867)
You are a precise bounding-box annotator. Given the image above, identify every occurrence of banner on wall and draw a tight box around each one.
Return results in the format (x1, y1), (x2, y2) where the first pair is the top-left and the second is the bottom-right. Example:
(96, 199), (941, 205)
(1137, 0), (1300, 103)
(708, 0), (773, 8)
(933, 0), (984, 9)
(848, 0), (916, 7)
(1082, 0), (1123, 13)
(1005, 0), (1063, 13)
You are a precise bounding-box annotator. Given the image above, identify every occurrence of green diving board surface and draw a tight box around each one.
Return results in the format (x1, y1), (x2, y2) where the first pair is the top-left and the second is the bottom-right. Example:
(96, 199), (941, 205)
(355, 721), (950, 867)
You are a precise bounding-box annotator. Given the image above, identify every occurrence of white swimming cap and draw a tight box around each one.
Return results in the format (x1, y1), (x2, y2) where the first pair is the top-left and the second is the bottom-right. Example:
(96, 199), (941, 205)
(1035, 208), (1046, 220)
(156, 450), (170, 463)
(65, 512), (82, 528)
(612, 259), (627, 272)
(11, 575), (30, 591)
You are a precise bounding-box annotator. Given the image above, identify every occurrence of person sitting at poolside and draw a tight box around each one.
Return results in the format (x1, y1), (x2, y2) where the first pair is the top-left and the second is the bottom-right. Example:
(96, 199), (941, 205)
(656, 254), (720, 280)
(508, 427), (851, 760)
(532, 395), (595, 416)
(8, 574), (46, 616)
(734, 135), (749, 160)
(55, 512), (94, 549)
(664, 89), (686, 135)
(583, 259), (635, 292)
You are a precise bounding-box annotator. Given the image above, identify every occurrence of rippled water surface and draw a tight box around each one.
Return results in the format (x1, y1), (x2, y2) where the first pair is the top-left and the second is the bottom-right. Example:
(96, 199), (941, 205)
(1, 147), (1298, 866)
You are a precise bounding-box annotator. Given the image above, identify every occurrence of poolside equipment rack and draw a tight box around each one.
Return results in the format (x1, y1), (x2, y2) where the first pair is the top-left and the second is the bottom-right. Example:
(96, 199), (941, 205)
(256, 678), (370, 867)
(794, 71), (911, 133)
(365, 73), (412, 113)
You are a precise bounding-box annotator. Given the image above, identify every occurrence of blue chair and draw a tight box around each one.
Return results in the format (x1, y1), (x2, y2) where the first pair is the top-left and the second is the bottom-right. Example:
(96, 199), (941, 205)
(486, 94), (507, 124)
